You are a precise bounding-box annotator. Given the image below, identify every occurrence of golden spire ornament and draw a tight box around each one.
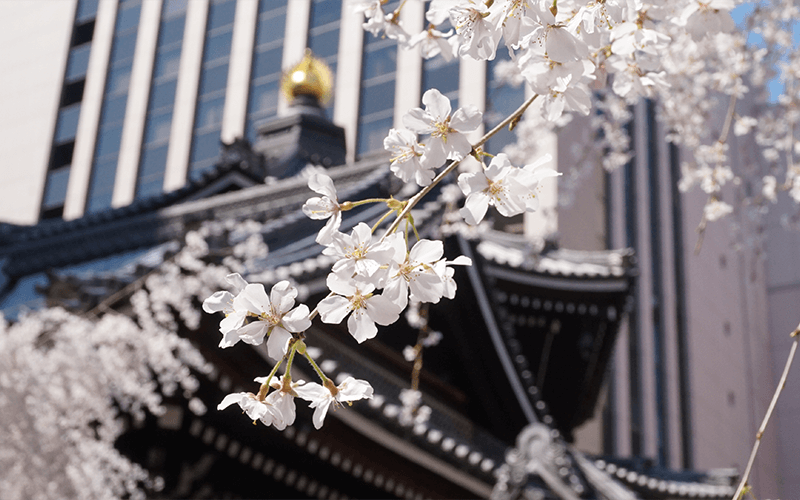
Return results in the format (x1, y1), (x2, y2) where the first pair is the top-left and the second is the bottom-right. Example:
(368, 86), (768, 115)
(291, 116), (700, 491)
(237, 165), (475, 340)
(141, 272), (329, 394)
(281, 49), (333, 105)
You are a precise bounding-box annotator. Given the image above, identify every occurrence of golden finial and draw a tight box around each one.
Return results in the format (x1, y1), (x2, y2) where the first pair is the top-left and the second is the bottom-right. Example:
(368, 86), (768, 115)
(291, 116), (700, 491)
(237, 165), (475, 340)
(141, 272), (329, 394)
(281, 49), (333, 105)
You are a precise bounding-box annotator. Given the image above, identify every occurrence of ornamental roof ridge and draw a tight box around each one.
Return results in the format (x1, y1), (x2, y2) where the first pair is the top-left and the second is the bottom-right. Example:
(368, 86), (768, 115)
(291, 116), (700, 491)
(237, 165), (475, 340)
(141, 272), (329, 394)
(590, 458), (736, 499)
(474, 228), (635, 279)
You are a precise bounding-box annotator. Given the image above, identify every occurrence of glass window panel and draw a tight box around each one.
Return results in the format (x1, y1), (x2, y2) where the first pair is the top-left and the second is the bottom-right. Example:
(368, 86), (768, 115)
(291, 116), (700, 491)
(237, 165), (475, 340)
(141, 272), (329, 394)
(259, 0), (286, 14)
(95, 125), (123, 158)
(66, 44), (92, 81)
(43, 167), (71, 208)
(256, 13), (286, 46)
(101, 94), (128, 124)
(199, 63), (229, 94)
(163, 0), (188, 17)
(111, 30), (137, 63)
(251, 46), (282, 79)
(423, 58), (458, 96)
(149, 80), (177, 110)
(86, 158), (117, 212)
(159, 15), (186, 46)
(144, 111), (172, 145)
(90, 157), (118, 187)
(204, 30), (233, 61)
(107, 66), (132, 96)
(195, 95), (225, 130)
(76, 0), (99, 22)
(154, 45), (182, 79)
(116, 3), (141, 32)
(86, 189), (113, 213)
(308, 28), (339, 59)
(309, 0), (341, 27)
(249, 80), (279, 115)
(362, 44), (396, 81)
(360, 80), (395, 117)
(190, 129), (222, 165)
(136, 174), (165, 199)
(357, 115), (393, 155)
(138, 144), (169, 178)
(55, 104), (82, 143)
(207, 0), (236, 30)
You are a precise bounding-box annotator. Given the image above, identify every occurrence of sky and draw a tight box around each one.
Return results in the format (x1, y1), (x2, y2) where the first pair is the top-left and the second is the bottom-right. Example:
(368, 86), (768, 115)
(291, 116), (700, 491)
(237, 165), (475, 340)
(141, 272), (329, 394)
(731, 2), (800, 102)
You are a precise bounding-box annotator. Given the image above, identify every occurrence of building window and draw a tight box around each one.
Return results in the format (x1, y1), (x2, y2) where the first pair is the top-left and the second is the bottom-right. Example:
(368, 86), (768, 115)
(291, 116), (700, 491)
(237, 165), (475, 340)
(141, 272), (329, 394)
(86, 0), (142, 213)
(244, 0), (287, 143)
(307, 0), (341, 119)
(188, 0), (237, 179)
(136, 0), (189, 199)
(485, 49), (525, 155)
(421, 51), (458, 110)
(357, 32), (397, 156)
(41, 0), (100, 220)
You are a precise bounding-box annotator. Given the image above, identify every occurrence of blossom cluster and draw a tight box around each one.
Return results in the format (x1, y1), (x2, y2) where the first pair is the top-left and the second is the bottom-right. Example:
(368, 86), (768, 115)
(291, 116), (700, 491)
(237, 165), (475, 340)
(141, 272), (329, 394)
(354, 0), (800, 237)
(202, 0), (800, 437)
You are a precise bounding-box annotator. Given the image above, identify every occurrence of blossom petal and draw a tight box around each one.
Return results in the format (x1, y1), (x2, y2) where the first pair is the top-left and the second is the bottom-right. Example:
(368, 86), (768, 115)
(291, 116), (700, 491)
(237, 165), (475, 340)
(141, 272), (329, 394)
(226, 273), (249, 290)
(337, 377), (374, 402)
(365, 295), (400, 326)
(237, 321), (269, 345)
(218, 393), (245, 411)
(266, 327), (292, 361)
(422, 88), (451, 121)
(460, 192), (490, 225)
(308, 173), (337, 200)
(202, 291), (233, 314)
(450, 105), (482, 132)
(282, 304), (312, 333)
(348, 309), (378, 343)
(317, 295), (352, 324)
(270, 280), (297, 315)
(311, 398), (333, 429)
(409, 239), (443, 264)
(403, 108), (436, 134)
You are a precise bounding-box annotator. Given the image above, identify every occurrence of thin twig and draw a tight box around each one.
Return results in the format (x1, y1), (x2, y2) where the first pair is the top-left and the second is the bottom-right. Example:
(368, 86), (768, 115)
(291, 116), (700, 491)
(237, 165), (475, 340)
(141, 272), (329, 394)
(718, 94), (738, 145)
(731, 323), (800, 500)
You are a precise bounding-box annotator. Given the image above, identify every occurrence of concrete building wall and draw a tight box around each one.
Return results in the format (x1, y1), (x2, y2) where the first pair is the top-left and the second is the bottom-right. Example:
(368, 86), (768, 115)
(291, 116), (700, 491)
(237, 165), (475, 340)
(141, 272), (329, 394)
(0, 0), (76, 225)
(764, 194), (800, 498)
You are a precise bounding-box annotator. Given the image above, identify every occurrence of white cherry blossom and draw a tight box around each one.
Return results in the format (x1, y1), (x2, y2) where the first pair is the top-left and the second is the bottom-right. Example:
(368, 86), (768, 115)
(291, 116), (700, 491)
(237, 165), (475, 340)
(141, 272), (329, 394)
(407, 26), (457, 61)
(403, 89), (483, 168)
(317, 273), (401, 343)
(302, 173), (342, 245)
(323, 223), (401, 283)
(218, 390), (285, 428)
(262, 375), (308, 428)
(449, 0), (503, 60)
(294, 376), (374, 429)
(210, 280), (311, 361)
(201, 272), (249, 332)
(383, 239), (448, 309)
(384, 128), (435, 186)
(458, 153), (536, 225)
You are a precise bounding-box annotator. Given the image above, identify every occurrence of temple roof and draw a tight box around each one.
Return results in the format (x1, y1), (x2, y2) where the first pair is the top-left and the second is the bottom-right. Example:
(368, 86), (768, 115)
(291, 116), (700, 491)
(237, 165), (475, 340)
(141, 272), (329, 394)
(1, 138), (735, 499)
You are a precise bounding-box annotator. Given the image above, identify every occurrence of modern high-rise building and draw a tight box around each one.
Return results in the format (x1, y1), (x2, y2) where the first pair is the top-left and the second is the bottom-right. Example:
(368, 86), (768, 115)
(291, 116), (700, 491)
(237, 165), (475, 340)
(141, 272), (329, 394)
(0, 0), (795, 497)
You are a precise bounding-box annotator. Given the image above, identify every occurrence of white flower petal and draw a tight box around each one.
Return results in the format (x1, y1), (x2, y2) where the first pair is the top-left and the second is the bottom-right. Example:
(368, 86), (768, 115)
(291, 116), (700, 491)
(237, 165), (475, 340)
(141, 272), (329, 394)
(266, 327), (292, 361)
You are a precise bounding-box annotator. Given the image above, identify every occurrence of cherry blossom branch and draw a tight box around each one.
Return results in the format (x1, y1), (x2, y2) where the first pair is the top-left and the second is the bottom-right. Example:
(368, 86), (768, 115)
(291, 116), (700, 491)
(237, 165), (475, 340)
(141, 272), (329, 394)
(257, 357), (285, 401)
(732, 323), (800, 500)
(381, 93), (540, 240)
(718, 94), (738, 145)
(304, 350), (329, 383)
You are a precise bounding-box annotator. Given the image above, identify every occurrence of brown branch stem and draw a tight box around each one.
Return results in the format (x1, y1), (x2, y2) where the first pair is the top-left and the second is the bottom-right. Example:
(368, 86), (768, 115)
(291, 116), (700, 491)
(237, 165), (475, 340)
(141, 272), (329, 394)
(732, 323), (800, 500)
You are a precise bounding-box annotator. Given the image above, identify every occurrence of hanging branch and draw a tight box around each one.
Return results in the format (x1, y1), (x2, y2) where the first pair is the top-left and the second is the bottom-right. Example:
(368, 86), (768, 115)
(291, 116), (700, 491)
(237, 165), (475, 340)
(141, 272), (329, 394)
(732, 322), (800, 500)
